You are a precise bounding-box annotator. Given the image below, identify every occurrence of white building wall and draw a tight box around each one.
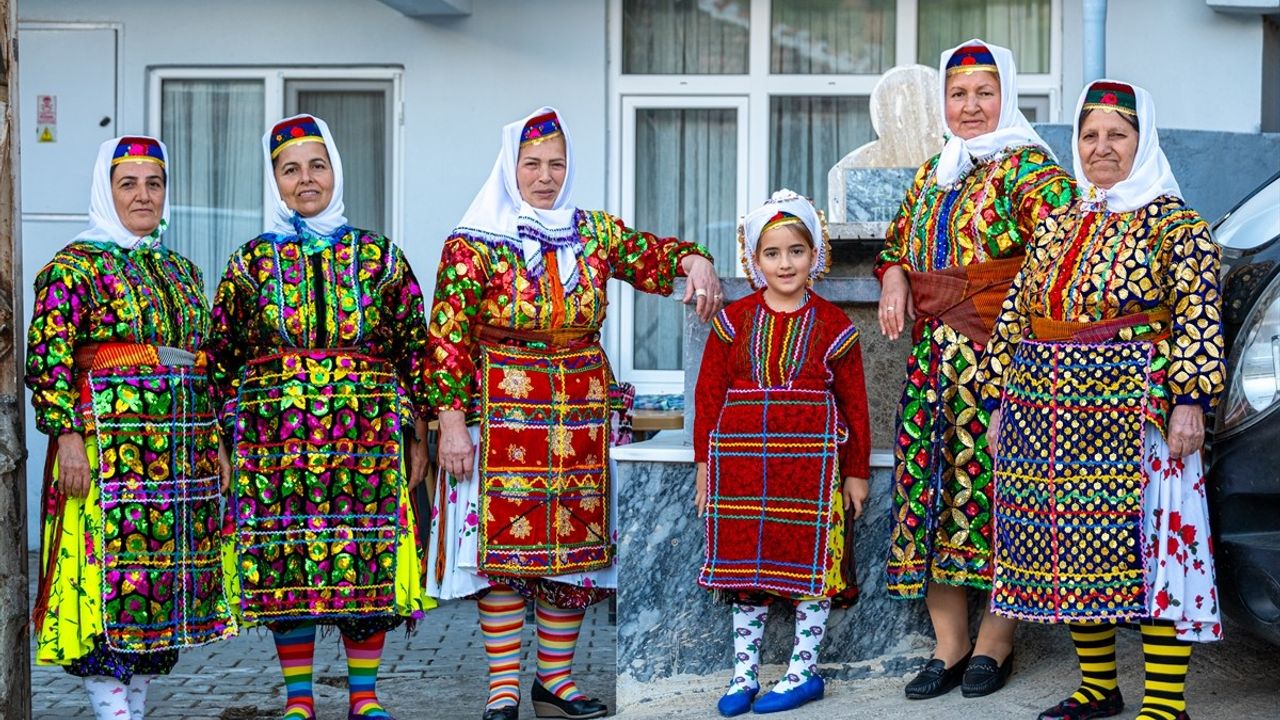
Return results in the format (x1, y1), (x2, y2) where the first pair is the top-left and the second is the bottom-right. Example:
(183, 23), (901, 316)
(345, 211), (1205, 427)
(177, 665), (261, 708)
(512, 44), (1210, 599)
(16, 0), (608, 547)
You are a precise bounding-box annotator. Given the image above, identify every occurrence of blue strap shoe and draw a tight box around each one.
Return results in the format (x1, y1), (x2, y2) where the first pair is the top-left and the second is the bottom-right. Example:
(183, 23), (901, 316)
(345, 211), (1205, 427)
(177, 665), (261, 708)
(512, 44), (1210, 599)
(717, 685), (759, 717)
(751, 675), (825, 714)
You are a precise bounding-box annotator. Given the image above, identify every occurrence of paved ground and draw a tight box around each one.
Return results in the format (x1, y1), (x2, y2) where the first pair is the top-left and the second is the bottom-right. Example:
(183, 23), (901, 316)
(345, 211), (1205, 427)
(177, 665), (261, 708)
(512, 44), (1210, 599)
(616, 623), (1280, 720)
(29, 554), (616, 720)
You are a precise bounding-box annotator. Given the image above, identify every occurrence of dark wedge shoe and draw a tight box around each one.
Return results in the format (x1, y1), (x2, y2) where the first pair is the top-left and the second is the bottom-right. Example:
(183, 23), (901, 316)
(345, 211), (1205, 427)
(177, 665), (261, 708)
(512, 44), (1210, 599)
(904, 650), (971, 700)
(531, 682), (608, 720)
(961, 650), (1014, 697)
(1037, 687), (1125, 719)
(482, 707), (519, 720)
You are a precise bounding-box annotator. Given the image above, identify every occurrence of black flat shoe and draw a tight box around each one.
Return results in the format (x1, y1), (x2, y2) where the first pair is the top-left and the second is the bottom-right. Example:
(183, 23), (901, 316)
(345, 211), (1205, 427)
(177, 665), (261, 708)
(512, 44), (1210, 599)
(904, 650), (971, 700)
(483, 707), (519, 720)
(1037, 687), (1124, 719)
(531, 682), (608, 720)
(961, 650), (1014, 697)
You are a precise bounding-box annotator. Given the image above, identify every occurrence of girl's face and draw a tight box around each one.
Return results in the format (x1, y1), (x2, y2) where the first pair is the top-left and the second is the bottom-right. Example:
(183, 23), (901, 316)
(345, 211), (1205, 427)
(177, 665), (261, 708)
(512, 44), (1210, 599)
(755, 225), (814, 301)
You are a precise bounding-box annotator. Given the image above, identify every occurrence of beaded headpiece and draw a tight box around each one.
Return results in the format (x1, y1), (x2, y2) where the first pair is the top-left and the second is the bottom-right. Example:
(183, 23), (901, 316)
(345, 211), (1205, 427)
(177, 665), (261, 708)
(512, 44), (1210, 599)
(945, 43), (999, 76)
(111, 136), (166, 168)
(520, 111), (563, 147)
(1081, 80), (1138, 118)
(269, 115), (326, 159)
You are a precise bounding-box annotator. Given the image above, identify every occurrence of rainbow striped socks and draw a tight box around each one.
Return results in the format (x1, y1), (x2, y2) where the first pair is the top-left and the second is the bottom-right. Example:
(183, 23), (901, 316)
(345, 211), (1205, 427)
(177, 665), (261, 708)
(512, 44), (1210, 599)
(479, 588), (526, 710)
(343, 631), (390, 718)
(273, 623), (317, 720)
(534, 598), (587, 702)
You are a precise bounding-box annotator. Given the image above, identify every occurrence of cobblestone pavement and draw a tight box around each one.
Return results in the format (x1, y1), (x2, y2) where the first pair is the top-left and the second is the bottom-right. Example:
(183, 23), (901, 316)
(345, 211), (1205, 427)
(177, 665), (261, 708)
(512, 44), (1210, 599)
(29, 554), (616, 720)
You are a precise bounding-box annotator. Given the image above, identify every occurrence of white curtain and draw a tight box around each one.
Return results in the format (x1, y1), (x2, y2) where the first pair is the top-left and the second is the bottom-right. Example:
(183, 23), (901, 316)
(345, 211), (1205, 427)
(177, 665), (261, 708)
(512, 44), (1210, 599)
(771, 0), (897, 74)
(771, 96), (875, 212)
(622, 0), (750, 74)
(633, 108), (739, 371)
(294, 89), (388, 234)
(161, 80), (264, 298)
(917, 0), (1051, 73)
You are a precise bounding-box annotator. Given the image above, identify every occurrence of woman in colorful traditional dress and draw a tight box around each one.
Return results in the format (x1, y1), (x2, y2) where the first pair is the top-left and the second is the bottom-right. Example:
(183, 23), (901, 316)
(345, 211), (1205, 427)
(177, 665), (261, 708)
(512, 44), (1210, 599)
(427, 106), (721, 720)
(980, 80), (1225, 720)
(693, 190), (871, 716)
(27, 135), (237, 720)
(209, 115), (433, 720)
(876, 38), (1075, 700)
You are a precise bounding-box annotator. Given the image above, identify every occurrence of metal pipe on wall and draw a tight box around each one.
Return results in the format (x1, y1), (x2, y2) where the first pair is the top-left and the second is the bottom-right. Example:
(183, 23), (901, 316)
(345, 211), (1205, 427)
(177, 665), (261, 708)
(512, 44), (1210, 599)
(1083, 0), (1108, 83)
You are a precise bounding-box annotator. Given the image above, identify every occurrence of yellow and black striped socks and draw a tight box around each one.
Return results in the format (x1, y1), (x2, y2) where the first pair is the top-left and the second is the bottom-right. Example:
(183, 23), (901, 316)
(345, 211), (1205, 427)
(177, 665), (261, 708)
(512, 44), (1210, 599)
(1137, 622), (1191, 720)
(1068, 622), (1120, 704)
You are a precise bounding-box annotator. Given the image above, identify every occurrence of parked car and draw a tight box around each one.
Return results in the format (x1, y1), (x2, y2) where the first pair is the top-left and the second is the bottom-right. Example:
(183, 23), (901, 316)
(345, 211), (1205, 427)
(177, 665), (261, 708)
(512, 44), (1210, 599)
(1208, 171), (1280, 646)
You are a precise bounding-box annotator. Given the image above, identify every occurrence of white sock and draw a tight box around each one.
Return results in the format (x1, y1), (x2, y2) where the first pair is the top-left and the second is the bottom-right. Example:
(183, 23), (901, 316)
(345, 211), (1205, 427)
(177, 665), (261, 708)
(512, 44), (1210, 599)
(771, 599), (830, 693)
(83, 676), (131, 720)
(127, 675), (154, 720)
(727, 603), (769, 696)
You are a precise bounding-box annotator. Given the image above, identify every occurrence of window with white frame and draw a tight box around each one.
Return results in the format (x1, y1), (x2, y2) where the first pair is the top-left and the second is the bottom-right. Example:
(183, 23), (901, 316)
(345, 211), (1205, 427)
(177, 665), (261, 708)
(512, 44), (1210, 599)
(148, 68), (403, 295)
(608, 0), (1060, 394)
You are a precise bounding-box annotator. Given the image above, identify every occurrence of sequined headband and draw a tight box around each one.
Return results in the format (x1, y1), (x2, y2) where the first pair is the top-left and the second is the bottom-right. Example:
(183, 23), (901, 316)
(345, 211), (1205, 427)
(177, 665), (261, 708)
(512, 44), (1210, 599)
(1082, 81), (1138, 117)
(112, 137), (165, 167)
(270, 116), (325, 159)
(521, 112), (563, 146)
(946, 44), (998, 77)
(762, 211), (804, 234)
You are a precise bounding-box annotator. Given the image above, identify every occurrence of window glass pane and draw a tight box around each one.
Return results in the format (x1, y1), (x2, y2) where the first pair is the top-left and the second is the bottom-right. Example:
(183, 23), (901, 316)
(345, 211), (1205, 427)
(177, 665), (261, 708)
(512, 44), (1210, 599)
(771, 0), (896, 74)
(917, 0), (1051, 73)
(770, 96), (875, 211)
(632, 107), (738, 371)
(293, 87), (389, 233)
(623, 0), (750, 74)
(161, 79), (264, 297)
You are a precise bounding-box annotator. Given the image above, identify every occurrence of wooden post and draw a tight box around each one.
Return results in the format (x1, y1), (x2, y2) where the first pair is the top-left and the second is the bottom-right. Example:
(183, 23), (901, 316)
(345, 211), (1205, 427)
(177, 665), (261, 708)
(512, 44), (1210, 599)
(0, 0), (32, 717)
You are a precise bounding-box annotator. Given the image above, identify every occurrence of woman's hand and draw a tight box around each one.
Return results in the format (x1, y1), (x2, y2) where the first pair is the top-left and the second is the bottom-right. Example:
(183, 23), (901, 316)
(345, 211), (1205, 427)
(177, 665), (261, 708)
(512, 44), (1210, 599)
(436, 410), (474, 479)
(681, 255), (724, 323)
(878, 265), (914, 341)
(695, 462), (709, 517)
(986, 408), (1002, 457)
(842, 476), (870, 520)
(56, 433), (92, 498)
(1167, 405), (1205, 459)
(217, 437), (232, 494)
(408, 418), (430, 490)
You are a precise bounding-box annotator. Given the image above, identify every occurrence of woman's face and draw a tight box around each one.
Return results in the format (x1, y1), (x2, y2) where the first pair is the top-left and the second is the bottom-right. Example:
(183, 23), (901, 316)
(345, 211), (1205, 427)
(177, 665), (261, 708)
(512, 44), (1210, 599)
(755, 225), (814, 300)
(111, 162), (165, 236)
(1078, 110), (1139, 190)
(273, 141), (335, 217)
(516, 136), (567, 210)
(944, 71), (1002, 140)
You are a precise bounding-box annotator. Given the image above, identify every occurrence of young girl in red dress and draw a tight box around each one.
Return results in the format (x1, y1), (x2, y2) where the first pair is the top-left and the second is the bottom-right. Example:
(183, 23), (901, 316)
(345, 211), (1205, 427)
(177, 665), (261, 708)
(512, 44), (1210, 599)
(694, 189), (872, 716)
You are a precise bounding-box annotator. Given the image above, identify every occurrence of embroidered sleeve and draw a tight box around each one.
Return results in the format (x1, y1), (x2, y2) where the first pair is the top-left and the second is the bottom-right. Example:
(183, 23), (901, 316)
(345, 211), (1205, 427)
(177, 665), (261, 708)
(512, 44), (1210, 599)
(25, 261), (93, 437)
(831, 336), (871, 479)
(207, 248), (255, 431)
(426, 235), (492, 413)
(1006, 147), (1076, 241)
(710, 308), (735, 344)
(826, 323), (861, 362)
(978, 262), (1034, 411)
(1164, 218), (1226, 409)
(598, 212), (712, 296)
(693, 316), (734, 464)
(875, 159), (931, 280)
(381, 241), (433, 419)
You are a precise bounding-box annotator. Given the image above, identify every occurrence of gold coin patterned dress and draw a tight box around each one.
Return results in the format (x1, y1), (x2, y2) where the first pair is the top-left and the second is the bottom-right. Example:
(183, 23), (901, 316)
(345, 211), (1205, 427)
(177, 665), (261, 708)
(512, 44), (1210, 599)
(979, 81), (1225, 642)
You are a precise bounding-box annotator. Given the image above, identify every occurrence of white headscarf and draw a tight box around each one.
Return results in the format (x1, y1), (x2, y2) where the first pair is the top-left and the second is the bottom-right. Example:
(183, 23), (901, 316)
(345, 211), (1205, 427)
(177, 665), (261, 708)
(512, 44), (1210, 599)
(740, 189), (829, 290)
(935, 38), (1055, 188)
(453, 106), (581, 291)
(73, 135), (171, 249)
(1072, 80), (1181, 213)
(262, 114), (348, 237)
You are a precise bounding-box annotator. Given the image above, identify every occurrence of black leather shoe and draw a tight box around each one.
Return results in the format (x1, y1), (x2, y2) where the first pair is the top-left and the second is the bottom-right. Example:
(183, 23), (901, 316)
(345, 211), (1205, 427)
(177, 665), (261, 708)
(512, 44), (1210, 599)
(1037, 687), (1125, 719)
(482, 707), (519, 720)
(904, 650), (971, 700)
(961, 650), (1014, 697)
(531, 682), (608, 719)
